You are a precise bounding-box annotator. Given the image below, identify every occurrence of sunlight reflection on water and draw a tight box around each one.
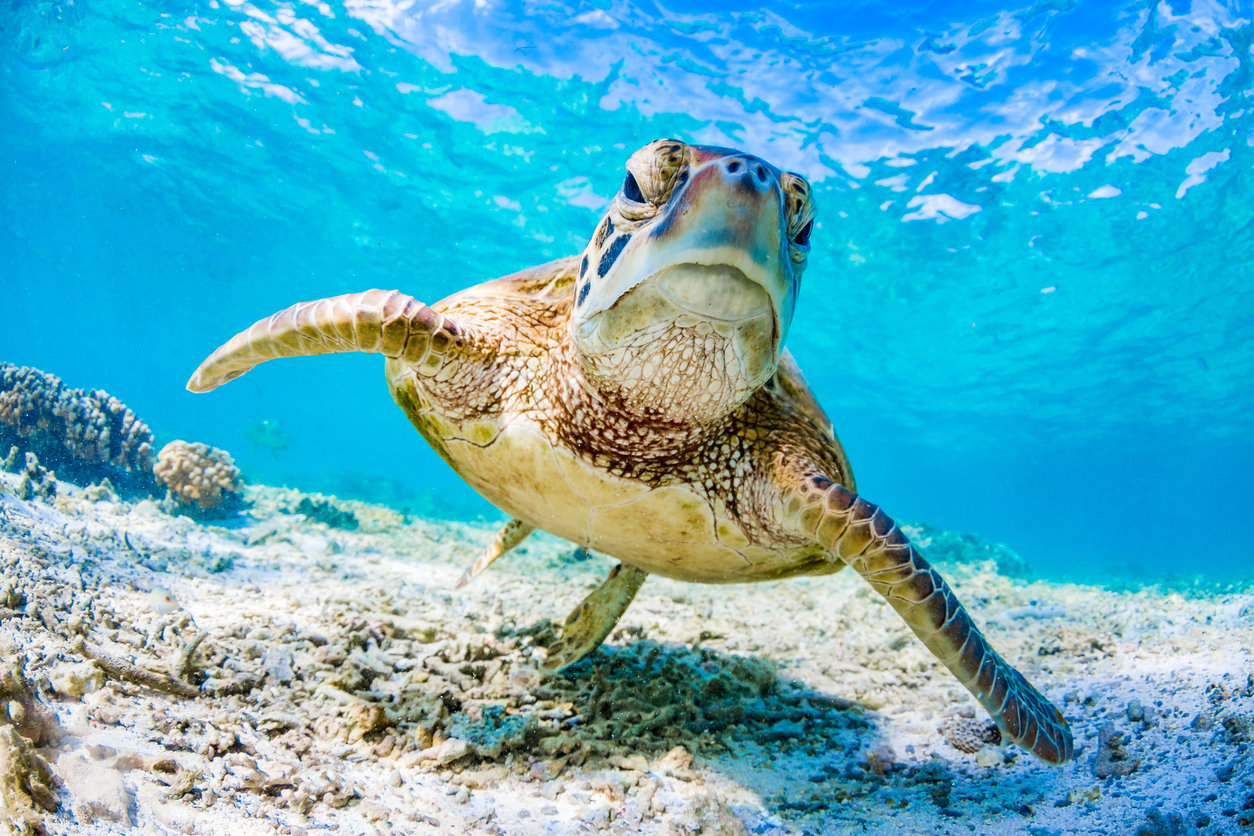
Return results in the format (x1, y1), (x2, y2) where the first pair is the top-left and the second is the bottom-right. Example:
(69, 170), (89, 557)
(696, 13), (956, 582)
(2, 0), (1252, 581)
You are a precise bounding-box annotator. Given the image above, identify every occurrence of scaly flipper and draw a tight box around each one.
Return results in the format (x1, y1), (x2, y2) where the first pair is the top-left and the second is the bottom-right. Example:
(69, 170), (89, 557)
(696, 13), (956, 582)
(542, 563), (648, 671)
(186, 290), (476, 393)
(456, 518), (535, 589)
(784, 475), (1073, 765)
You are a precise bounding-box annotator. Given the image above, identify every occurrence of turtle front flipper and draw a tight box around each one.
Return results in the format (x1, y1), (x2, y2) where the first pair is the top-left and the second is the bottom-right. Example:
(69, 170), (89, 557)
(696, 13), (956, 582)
(456, 518), (535, 589)
(784, 476), (1073, 765)
(541, 563), (648, 671)
(186, 290), (477, 393)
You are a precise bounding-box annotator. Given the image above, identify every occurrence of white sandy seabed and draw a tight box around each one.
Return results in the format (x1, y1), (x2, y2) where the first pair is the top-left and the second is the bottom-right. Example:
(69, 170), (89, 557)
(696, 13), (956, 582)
(0, 472), (1251, 836)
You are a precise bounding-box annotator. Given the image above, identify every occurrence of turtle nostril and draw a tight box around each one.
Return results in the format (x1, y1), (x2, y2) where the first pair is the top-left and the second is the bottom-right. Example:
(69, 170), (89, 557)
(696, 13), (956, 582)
(726, 160), (742, 173)
(754, 165), (768, 183)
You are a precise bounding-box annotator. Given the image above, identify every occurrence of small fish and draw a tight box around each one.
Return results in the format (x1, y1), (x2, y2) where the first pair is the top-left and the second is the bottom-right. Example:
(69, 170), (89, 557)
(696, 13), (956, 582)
(148, 586), (179, 615)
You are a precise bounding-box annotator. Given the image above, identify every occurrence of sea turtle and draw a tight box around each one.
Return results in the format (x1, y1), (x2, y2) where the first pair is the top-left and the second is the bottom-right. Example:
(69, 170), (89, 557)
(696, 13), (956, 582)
(188, 139), (1073, 764)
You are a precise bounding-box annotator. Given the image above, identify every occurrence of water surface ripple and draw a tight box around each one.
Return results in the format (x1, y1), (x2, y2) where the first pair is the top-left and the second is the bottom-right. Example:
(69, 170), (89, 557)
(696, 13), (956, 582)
(2, 0), (1251, 581)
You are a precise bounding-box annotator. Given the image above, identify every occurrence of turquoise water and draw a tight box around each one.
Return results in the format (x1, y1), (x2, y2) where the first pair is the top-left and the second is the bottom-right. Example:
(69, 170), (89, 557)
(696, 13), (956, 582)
(2, 0), (1251, 583)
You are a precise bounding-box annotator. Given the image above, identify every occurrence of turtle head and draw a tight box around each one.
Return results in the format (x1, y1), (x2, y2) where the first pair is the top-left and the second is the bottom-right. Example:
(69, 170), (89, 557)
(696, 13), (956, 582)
(568, 139), (815, 424)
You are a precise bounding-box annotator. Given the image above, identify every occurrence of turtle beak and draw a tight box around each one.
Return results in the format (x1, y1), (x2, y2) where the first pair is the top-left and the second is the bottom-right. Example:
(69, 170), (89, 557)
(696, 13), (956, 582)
(590, 152), (797, 352)
(567, 145), (804, 423)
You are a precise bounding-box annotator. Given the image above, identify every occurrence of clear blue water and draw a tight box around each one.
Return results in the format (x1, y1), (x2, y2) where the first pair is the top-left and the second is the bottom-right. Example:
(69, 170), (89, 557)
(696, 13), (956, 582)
(3, 0), (1252, 584)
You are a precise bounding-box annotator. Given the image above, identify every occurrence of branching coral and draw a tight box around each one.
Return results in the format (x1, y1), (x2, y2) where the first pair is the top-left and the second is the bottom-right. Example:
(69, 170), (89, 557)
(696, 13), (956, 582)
(1, 362), (248, 517)
(154, 441), (242, 511)
(0, 363), (154, 486)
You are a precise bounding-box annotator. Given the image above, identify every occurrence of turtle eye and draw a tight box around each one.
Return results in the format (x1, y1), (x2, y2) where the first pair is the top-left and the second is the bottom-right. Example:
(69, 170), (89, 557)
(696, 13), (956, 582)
(794, 220), (813, 247)
(622, 172), (644, 203)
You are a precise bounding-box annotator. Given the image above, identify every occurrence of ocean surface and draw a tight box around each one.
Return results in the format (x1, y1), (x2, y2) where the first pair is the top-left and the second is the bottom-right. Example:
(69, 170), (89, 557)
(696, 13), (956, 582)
(2, 0), (1251, 585)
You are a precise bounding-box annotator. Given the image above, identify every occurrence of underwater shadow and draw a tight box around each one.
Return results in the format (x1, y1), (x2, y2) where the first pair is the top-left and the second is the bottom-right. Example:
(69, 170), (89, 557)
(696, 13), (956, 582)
(536, 632), (872, 758)
(436, 622), (995, 830)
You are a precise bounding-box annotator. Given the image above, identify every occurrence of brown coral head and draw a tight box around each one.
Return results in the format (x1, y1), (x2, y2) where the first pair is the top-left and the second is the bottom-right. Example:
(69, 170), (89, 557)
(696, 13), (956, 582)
(0, 363), (154, 475)
(154, 440), (242, 511)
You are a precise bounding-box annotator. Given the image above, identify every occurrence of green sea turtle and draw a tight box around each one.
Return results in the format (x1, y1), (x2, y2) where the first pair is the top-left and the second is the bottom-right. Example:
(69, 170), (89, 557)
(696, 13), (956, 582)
(188, 139), (1073, 764)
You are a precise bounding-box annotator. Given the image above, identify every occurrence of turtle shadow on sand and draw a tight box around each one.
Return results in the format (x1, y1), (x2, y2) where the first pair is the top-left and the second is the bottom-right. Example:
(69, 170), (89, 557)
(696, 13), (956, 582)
(419, 622), (1006, 829)
(525, 630), (872, 759)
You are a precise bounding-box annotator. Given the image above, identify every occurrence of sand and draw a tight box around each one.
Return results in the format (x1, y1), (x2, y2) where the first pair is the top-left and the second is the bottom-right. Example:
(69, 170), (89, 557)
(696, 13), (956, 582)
(0, 471), (1250, 836)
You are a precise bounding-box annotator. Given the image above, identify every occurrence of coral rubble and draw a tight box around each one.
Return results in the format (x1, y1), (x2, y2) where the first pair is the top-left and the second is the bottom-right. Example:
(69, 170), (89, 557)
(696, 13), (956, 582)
(0, 660), (60, 748)
(0, 725), (57, 836)
(294, 495), (359, 530)
(0, 660), (61, 836)
(14, 453), (54, 503)
(940, 716), (1002, 755)
(0, 481), (1251, 834)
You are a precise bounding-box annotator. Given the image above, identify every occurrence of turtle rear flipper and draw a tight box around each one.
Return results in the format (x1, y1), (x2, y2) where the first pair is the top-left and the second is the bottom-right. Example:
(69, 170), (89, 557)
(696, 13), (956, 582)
(456, 518), (535, 589)
(542, 563), (648, 671)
